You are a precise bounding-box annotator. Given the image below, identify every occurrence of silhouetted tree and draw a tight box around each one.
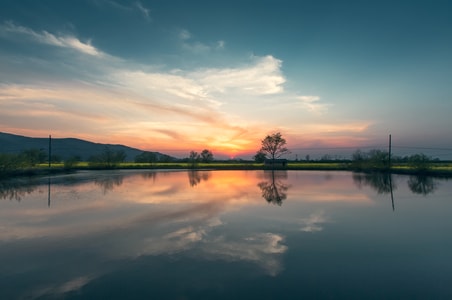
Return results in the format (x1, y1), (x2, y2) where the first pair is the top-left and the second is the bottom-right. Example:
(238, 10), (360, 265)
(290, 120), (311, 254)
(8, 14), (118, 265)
(351, 149), (389, 170)
(259, 132), (290, 160)
(64, 155), (80, 170)
(135, 151), (158, 164)
(188, 151), (200, 169)
(200, 149), (214, 163)
(20, 149), (47, 167)
(253, 150), (266, 163)
(407, 153), (432, 173)
(89, 146), (126, 168)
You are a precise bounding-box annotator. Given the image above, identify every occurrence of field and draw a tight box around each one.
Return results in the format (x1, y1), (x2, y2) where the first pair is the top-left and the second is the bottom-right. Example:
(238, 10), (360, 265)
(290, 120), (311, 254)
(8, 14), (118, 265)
(34, 161), (452, 173)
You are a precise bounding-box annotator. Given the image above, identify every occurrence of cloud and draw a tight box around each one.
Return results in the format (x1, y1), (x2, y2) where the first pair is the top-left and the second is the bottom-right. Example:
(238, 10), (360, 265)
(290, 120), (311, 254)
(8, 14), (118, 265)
(179, 29), (225, 54)
(299, 211), (328, 232)
(202, 233), (288, 276)
(194, 55), (286, 95)
(298, 95), (330, 113)
(179, 29), (191, 40)
(0, 22), (336, 155)
(92, 0), (151, 21)
(134, 1), (151, 21)
(0, 21), (104, 57)
(216, 40), (225, 49)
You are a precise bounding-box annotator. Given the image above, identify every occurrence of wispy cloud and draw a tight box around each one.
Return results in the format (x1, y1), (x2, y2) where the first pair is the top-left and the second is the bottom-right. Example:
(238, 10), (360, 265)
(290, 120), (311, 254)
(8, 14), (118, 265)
(179, 29), (225, 54)
(194, 55), (286, 95)
(298, 95), (330, 113)
(92, 0), (151, 21)
(0, 21), (104, 57)
(134, 1), (151, 21)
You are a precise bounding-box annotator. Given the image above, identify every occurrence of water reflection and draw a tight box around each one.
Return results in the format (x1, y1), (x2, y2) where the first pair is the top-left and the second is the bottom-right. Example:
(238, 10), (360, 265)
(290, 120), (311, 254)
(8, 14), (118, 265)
(257, 170), (290, 206)
(1, 170), (452, 299)
(408, 175), (438, 195)
(353, 172), (397, 210)
(187, 170), (211, 187)
(353, 172), (396, 194)
(0, 179), (37, 201)
(141, 171), (157, 181)
(94, 175), (124, 194)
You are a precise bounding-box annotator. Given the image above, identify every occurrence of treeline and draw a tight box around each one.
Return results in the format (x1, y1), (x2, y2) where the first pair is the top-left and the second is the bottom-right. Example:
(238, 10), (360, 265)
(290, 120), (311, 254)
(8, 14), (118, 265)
(350, 149), (437, 172)
(0, 145), (446, 178)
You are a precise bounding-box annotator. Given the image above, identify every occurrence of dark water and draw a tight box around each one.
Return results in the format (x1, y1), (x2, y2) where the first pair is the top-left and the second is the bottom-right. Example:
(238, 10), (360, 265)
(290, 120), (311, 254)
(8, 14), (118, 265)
(1, 170), (451, 299)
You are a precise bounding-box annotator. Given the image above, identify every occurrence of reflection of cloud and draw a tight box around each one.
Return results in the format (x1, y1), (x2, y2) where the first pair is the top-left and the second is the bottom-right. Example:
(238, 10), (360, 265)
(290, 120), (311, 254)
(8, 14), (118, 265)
(202, 233), (287, 276)
(27, 275), (97, 299)
(300, 211), (328, 232)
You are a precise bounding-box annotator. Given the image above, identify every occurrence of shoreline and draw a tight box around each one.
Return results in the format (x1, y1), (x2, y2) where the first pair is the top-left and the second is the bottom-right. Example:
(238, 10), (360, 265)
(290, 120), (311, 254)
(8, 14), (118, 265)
(2, 162), (452, 179)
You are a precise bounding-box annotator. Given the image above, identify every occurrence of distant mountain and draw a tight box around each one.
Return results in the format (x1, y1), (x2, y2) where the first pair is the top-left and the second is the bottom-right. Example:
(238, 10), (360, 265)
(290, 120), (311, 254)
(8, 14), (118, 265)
(0, 132), (173, 162)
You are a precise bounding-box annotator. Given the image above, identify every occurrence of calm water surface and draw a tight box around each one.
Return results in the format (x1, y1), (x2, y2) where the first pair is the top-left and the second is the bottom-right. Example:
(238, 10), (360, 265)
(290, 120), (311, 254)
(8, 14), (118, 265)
(1, 170), (451, 299)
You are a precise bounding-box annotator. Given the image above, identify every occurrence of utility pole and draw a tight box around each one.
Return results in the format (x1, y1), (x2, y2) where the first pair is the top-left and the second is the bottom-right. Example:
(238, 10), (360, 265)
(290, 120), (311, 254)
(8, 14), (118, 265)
(48, 135), (52, 168)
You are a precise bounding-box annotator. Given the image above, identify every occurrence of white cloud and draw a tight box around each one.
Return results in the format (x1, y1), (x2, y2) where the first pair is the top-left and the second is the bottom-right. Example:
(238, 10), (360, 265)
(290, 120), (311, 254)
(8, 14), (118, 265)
(194, 55), (286, 95)
(202, 233), (288, 276)
(298, 95), (330, 113)
(0, 21), (104, 57)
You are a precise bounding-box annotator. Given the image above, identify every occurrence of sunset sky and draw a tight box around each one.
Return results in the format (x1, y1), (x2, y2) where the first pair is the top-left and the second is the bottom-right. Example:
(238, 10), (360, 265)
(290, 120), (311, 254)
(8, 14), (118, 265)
(1, 0), (451, 159)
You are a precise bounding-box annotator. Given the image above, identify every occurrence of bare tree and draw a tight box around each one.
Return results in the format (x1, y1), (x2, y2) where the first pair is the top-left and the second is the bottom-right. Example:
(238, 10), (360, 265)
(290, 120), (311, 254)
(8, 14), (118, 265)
(260, 132), (289, 160)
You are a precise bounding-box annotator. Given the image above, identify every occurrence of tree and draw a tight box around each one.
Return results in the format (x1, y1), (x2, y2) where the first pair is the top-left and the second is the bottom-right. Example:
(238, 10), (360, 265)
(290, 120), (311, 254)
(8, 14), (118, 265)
(259, 132), (289, 160)
(253, 150), (266, 163)
(135, 151), (158, 164)
(200, 149), (214, 163)
(188, 151), (200, 169)
(89, 146), (126, 168)
(19, 148), (47, 167)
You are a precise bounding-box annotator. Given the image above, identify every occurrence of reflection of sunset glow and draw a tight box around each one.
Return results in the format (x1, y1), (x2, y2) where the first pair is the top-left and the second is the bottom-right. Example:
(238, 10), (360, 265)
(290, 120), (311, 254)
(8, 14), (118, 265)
(0, 171), (376, 242)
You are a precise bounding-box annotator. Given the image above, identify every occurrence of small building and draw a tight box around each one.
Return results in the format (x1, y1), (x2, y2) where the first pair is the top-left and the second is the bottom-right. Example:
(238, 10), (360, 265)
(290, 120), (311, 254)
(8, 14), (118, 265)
(264, 159), (288, 168)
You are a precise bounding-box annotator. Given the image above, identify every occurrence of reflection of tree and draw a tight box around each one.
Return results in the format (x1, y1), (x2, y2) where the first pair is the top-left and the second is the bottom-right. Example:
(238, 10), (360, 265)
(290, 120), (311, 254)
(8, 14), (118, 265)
(188, 171), (210, 187)
(257, 171), (290, 206)
(408, 175), (438, 195)
(94, 176), (124, 194)
(0, 180), (37, 201)
(353, 172), (396, 194)
(141, 172), (157, 182)
(353, 172), (396, 210)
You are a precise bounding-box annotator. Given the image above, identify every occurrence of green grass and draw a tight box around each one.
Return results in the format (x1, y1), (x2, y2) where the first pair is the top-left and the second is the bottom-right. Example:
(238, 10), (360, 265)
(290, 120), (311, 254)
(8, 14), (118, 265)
(7, 161), (452, 179)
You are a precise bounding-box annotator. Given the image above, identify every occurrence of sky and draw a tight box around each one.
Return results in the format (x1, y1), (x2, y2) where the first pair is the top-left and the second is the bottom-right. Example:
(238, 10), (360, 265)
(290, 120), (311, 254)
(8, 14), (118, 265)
(0, 0), (451, 159)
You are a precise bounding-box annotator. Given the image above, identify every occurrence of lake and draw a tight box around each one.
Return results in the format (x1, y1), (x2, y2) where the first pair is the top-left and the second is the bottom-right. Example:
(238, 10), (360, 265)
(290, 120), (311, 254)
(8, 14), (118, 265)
(1, 170), (451, 299)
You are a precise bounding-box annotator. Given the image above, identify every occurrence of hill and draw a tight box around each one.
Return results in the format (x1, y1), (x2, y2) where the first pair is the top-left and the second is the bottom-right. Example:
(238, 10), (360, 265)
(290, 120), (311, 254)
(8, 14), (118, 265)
(0, 132), (173, 162)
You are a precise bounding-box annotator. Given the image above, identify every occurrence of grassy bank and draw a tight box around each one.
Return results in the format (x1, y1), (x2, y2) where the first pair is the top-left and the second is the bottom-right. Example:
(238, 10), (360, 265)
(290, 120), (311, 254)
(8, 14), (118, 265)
(2, 161), (452, 179)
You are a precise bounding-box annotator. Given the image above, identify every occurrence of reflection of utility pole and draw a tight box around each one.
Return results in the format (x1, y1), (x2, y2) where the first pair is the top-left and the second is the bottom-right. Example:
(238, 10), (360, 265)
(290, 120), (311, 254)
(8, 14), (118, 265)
(48, 176), (51, 207)
(48, 135), (52, 169)
(389, 174), (394, 211)
(388, 134), (392, 170)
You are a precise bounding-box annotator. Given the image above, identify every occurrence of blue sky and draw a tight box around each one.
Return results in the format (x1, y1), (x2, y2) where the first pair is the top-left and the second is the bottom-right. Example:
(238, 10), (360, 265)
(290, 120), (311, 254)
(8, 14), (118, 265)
(0, 0), (451, 159)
